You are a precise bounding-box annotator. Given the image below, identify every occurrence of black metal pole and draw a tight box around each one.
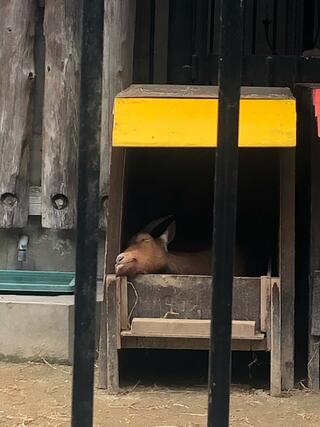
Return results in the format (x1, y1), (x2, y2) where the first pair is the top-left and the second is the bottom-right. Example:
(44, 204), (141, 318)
(207, 0), (243, 426)
(71, 0), (104, 426)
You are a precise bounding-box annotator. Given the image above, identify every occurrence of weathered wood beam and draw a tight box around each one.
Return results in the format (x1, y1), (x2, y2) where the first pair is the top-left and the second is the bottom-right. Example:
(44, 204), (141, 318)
(0, 0), (36, 227)
(98, 276), (121, 393)
(129, 318), (259, 339)
(121, 336), (267, 351)
(309, 88), (320, 390)
(271, 279), (282, 397)
(42, 0), (80, 228)
(99, 0), (136, 228)
(98, 0), (136, 389)
(279, 148), (295, 390)
(128, 274), (263, 329)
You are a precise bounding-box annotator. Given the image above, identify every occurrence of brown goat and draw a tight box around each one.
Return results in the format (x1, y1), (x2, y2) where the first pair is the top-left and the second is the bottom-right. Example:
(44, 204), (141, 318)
(115, 216), (246, 278)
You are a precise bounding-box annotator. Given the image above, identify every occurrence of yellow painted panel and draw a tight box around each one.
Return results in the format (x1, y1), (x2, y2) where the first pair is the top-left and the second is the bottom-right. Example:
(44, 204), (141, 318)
(239, 99), (296, 147)
(112, 97), (296, 148)
(113, 98), (218, 147)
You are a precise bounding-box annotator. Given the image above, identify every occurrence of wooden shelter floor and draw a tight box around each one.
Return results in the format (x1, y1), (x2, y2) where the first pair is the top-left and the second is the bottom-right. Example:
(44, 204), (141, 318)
(0, 361), (318, 426)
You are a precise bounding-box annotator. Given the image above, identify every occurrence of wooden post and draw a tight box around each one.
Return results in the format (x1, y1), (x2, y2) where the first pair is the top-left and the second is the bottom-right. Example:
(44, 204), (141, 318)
(271, 279), (282, 396)
(309, 331), (320, 391)
(106, 278), (121, 394)
(120, 276), (129, 330)
(97, 0), (136, 389)
(0, 0), (36, 227)
(99, 0), (136, 228)
(279, 148), (295, 390)
(97, 275), (108, 389)
(294, 85), (317, 390)
(105, 148), (127, 273)
(309, 90), (320, 389)
(260, 276), (271, 334)
(42, 0), (80, 229)
(98, 276), (121, 393)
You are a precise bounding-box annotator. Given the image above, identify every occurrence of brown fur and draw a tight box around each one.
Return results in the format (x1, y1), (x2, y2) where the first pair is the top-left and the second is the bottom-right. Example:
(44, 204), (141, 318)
(115, 218), (246, 278)
(115, 232), (169, 277)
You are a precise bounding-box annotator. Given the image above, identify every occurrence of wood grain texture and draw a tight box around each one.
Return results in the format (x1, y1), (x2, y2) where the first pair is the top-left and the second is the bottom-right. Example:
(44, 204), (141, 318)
(42, 0), (80, 228)
(295, 85), (319, 390)
(127, 275), (263, 330)
(309, 87), (320, 389)
(271, 279), (282, 396)
(279, 149), (295, 390)
(97, 276), (108, 389)
(98, 276), (120, 391)
(312, 271), (320, 335)
(121, 336), (267, 351)
(99, 0), (136, 228)
(105, 148), (126, 273)
(310, 133), (320, 335)
(116, 85), (295, 99)
(260, 275), (271, 333)
(0, 0), (36, 227)
(106, 278), (120, 393)
(29, 186), (41, 216)
(98, 2), (136, 392)
(129, 318), (259, 339)
(120, 276), (128, 330)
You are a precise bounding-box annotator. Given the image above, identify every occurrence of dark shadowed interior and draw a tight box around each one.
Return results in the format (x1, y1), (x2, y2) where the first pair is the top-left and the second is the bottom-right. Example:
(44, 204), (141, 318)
(123, 147), (280, 277)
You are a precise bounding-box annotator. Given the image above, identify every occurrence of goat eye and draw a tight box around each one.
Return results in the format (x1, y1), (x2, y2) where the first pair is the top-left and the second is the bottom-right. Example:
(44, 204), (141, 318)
(143, 238), (151, 242)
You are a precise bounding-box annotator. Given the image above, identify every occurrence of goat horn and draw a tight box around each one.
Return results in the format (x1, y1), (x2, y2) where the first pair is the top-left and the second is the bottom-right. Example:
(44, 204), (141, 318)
(142, 215), (174, 234)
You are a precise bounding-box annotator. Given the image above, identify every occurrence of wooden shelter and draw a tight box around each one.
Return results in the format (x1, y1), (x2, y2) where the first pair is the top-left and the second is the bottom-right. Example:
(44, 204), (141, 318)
(96, 0), (298, 394)
(95, 0), (319, 398)
(97, 79), (296, 397)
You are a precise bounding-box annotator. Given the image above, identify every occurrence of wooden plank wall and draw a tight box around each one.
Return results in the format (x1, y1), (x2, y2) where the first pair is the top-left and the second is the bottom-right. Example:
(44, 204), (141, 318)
(133, 0), (152, 83)
(41, 0), (80, 229)
(211, 0), (304, 56)
(0, 0), (36, 227)
(153, 0), (169, 84)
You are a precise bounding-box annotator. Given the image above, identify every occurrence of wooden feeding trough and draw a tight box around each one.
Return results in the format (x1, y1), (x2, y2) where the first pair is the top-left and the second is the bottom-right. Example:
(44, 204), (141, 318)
(98, 85), (296, 396)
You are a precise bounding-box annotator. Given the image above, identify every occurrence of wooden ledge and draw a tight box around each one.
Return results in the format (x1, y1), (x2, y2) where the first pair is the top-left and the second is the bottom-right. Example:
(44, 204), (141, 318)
(112, 84), (296, 148)
(122, 318), (265, 341)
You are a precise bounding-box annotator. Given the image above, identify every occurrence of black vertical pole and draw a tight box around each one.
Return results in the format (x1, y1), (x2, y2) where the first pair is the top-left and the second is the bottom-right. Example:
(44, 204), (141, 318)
(207, 0), (243, 426)
(71, 1), (104, 426)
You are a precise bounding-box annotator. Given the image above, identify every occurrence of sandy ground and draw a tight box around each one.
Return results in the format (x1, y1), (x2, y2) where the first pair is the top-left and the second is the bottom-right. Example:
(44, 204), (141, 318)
(1, 361), (320, 427)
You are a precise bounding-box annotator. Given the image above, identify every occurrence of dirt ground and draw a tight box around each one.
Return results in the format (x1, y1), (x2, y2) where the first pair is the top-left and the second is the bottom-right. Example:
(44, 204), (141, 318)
(1, 361), (320, 427)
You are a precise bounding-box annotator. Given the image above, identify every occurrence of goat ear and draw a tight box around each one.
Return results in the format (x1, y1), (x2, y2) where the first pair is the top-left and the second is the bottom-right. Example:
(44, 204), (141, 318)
(159, 221), (176, 247)
(142, 215), (174, 234)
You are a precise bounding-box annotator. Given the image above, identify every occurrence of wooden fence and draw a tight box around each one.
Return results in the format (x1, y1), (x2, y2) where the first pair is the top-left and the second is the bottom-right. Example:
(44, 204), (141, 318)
(0, 0), (136, 230)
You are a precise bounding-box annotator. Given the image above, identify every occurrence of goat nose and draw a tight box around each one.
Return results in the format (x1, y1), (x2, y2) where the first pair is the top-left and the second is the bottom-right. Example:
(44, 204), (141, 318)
(116, 253), (125, 264)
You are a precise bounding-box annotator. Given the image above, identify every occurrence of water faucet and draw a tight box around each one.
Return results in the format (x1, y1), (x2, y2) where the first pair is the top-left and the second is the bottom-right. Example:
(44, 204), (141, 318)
(17, 235), (29, 262)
